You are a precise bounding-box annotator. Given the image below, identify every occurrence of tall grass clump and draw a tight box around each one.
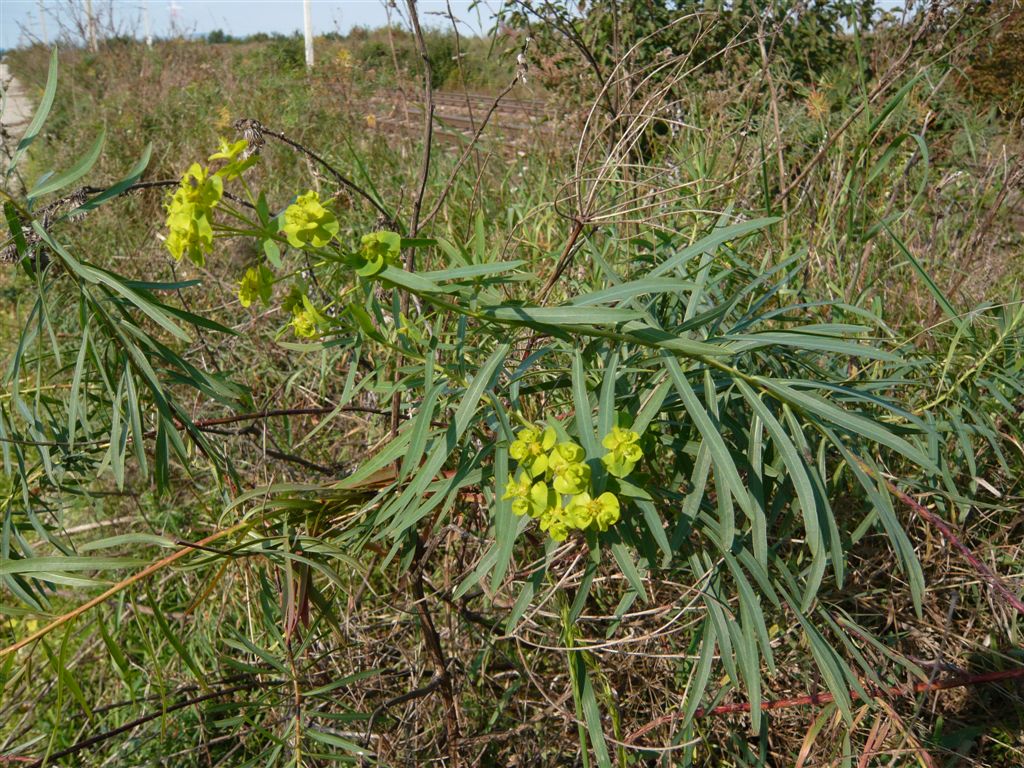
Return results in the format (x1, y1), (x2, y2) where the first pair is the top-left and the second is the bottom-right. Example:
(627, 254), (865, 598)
(1, 1), (1022, 766)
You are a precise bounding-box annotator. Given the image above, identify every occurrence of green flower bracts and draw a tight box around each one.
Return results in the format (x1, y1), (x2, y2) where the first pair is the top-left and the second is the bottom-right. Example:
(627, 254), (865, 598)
(237, 264), (274, 308)
(164, 163), (223, 266)
(356, 231), (401, 277)
(601, 427), (643, 478)
(289, 294), (329, 339)
(208, 137), (256, 180)
(281, 191), (339, 249)
(565, 492), (620, 533)
(509, 425), (557, 477)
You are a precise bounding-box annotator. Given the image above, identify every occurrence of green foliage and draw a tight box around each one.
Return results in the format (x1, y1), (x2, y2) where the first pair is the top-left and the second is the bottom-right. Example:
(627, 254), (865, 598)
(505, 0), (880, 93)
(1, 8), (1022, 765)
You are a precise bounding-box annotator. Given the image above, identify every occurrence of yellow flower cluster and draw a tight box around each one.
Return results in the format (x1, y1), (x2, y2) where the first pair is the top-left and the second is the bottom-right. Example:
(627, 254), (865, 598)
(601, 426), (643, 478)
(164, 163), (223, 266)
(502, 424), (643, 542)
(164, 139), (255, 267)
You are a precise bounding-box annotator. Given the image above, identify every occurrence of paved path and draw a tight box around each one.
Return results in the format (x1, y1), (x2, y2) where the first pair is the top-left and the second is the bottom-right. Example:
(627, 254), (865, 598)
(1, 59), (34, 151)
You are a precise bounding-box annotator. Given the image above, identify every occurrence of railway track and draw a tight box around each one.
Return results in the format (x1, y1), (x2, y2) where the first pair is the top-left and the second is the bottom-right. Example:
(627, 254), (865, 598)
(341, 83), (571, 146)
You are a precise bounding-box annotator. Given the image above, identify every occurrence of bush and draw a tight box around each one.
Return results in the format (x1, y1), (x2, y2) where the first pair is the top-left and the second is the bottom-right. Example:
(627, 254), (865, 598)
(1, 10), (1022, 766)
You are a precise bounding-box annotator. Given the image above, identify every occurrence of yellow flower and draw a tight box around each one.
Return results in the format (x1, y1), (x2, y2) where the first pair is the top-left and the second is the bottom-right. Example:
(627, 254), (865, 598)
(165, 214), (214, 266)
(566, 492), (621, 532)
(356, 230), (401, 277)
(209, 137), (255, 180)
(602, 427), (641, 453)
(209, 137), (246, 162)
(290, 295), (329, 339)
(509, 425), (557, 477)
(547, 441), (584, 475)
(281, 191), (339, 249)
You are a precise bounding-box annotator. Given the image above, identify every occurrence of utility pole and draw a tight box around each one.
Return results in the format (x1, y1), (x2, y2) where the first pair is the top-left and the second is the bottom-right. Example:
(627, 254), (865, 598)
(143, 0), (153, 48)
(303, 0), (314, 69)
(38, 0), (48, 45)
(84, 0), (98, 52)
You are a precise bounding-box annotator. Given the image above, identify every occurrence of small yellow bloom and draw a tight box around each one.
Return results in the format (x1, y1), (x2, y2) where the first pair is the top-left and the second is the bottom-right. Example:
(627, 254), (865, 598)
(164, 163), (223, 266)
(601, 427), (641, 453)
(548, 441), (584, 475)
(209, 138), (247, 162)
(538, 500), (571, 542)
(237, 264), (274, 307)
(356, 230), (401, 277)
(209, 137), (256, 180)
(290, 295), (329, 339)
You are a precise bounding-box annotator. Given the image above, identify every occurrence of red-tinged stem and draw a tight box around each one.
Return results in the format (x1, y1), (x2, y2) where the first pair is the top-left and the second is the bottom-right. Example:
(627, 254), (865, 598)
(885, 480), (1024, 616)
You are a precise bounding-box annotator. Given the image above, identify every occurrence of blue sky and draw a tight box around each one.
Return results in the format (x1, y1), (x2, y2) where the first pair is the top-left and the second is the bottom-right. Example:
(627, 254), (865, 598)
(0, 1), (496, 51)
(0, 0), (910, 54)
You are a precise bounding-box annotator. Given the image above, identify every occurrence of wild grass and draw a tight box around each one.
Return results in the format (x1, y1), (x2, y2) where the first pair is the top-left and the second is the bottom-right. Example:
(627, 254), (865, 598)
(1, 3), (1022, 766)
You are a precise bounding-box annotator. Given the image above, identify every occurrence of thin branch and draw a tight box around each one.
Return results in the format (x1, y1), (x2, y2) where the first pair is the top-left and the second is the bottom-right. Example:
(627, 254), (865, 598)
(419, 75), (520, 231)
(410, 532), (461, 760)
(406, 0), (435, 241)
(625, 666), (1024, 745)
(537, 217), (586, 303)
(0, 520), (251, 660)
(888, 479), (1024, 616)
(849, 455), (1024, 616)
(391, 0), (436, 440)
(241, 120), (394, 224)
(364, 674), (447, 748)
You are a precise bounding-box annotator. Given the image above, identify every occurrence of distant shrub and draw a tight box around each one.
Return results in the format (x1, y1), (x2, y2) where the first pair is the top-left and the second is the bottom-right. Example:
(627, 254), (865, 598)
(207, 29), (236, 44)
(266, 34), (306, 72)
(964, 1), (1024, 112)
(424, 30), (457, 86)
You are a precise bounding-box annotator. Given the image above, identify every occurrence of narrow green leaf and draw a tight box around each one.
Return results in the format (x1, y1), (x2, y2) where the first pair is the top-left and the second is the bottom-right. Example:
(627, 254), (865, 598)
(29, 127), (106, 201)
(78, 144), (153, 212)
(484, 305), (641, 326)
(758, 378), (936, 472)
(681, 618), (717, 726)
(575, 653), (612, 767)
(571, 278), (695, 306)
(610, 541), (647, 603)
(10, 47), (58, 170)
(0, 556), (148, 575)
(572, 350), (600, 459)
(650, 217), (779, 279)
